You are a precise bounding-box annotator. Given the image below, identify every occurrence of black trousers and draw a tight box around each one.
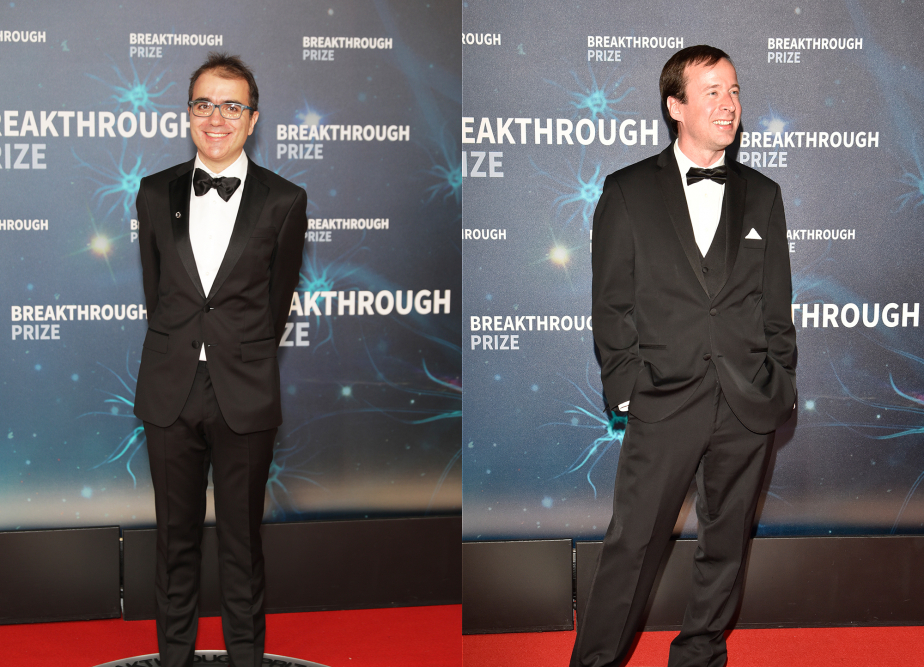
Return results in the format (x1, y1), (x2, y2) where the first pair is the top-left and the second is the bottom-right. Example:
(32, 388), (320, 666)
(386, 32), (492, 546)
(570, 364), (773, 667)
(144, 361), (277, 667)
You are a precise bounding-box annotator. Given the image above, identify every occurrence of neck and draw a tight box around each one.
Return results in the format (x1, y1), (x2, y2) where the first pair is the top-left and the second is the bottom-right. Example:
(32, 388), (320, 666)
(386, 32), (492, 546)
(676, 137), (724, 168)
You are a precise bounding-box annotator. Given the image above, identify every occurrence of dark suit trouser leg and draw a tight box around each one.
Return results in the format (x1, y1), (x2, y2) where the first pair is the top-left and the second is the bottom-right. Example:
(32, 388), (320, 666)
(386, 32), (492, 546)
(144, 362), (276, 667)
(667, 396), (772, 667)
(570, 366), (771, 667)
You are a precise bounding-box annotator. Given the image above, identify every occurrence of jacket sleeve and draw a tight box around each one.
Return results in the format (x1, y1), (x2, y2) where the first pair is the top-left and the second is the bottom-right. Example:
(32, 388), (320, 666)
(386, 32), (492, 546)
(761, 185), (797, 394)
(269, 187), (309, 345)
(136, 179), (160, 319)
(592, 175), (644, 411)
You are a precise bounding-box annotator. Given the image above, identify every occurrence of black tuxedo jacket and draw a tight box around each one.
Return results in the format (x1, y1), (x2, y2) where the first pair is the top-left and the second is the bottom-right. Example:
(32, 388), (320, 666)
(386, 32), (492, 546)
(133, 158), (308, 434)
(592, 143), (797, 434)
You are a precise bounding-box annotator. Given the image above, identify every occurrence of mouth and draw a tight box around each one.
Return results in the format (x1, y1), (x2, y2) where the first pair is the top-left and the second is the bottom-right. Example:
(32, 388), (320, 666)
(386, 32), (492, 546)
(713, 120), (734, 126)
(205, 131), (230, 138)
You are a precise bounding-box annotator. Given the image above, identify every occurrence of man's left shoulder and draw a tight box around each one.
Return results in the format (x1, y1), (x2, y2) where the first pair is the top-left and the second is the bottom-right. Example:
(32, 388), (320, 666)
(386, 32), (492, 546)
(249, 161), (307, 199)
(729, 159), (780, 193)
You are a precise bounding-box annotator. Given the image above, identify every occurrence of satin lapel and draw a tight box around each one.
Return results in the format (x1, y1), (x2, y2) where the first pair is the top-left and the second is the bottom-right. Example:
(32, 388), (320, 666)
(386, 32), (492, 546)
(168, 161), (205, 299)
(206, 160), (269, 301)
(655, 148), (709, 295)
(714, 162), (746, 296)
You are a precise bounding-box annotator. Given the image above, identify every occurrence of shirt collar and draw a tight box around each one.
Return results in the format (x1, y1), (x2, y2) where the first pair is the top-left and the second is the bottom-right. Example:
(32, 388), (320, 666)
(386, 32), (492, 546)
(194, 150), (249, 181)
(673, 140), (725, 179)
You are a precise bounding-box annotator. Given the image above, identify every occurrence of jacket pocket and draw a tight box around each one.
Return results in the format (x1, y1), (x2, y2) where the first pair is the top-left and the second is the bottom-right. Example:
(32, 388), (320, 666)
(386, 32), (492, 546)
(638, 343), (667, 350)
(241, 336), (277, 362)
(750, 347), (768, 353)
(743, 238), (765, 249)
(143, 328), (168, 354)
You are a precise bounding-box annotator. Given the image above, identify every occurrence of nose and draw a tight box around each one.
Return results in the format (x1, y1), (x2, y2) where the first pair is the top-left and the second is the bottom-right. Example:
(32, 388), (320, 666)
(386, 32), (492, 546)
(720, 91), (738, 111)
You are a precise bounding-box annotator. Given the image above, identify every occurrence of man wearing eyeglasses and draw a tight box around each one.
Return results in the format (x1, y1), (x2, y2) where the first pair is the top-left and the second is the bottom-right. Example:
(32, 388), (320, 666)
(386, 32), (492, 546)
(133, 52), (307, 667)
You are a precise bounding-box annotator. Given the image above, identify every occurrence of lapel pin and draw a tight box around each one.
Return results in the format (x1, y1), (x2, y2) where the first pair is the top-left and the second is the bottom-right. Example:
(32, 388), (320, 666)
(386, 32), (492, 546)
(175, 212), (182, 218)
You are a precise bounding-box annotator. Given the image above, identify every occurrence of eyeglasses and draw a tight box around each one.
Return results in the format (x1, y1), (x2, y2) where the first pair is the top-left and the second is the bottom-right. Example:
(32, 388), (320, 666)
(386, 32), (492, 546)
(187, 99), (255, 120)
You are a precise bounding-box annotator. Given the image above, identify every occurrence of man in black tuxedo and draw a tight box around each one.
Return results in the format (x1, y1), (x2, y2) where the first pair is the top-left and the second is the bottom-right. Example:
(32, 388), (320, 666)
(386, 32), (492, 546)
(571, 46), (797, 667)
(133, 53), (307, 667)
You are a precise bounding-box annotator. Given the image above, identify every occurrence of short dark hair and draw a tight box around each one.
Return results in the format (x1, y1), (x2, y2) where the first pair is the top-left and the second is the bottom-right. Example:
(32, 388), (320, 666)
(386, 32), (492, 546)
(188, 52), (259, 112)
(659, 45), (732, 135)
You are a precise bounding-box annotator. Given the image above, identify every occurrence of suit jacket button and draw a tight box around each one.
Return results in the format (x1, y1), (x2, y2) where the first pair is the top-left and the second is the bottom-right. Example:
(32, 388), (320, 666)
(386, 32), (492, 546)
(203, 305), (210, 313)
(703, 353), (712, 361)
(709, 308), (717, 316)
(192, 340), (200, 349)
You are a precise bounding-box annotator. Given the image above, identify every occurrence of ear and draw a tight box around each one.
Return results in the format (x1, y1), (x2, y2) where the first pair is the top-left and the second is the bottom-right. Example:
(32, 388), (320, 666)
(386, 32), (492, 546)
(247, 110), (259, 136)
(667, 96), (684, 124)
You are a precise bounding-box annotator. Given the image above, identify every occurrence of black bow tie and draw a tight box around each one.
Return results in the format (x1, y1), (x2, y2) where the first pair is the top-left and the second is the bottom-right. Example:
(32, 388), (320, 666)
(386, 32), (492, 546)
(686, 165), (727, 186)
(193, 167), (241, 202)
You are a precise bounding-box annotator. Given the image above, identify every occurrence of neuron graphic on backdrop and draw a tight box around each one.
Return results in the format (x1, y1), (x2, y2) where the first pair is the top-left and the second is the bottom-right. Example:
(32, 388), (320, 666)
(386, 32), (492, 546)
(531, 149), (605, 230)
(897, 133), (924, 211)
(296, 237), (371, 352)
(424, 125), (462, 208)
(264, 438), (327, 521)
(72, 140), (150, 221)
(827, 338), (924, 534)
(279, 331), (461, 518)
(363, 329), (461, 513)
(547, 65), (636, 122)
(548, 364), (626, 498)
(82, 352), (146, 487)
(88, 57), (176, 114)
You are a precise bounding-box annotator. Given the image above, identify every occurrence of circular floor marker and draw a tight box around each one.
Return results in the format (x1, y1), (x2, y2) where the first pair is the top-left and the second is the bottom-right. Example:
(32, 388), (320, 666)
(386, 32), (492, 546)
(93, 651), (330, 667)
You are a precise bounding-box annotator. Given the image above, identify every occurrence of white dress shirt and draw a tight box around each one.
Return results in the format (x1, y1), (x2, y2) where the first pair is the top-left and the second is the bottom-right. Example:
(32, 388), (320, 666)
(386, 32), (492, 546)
(673, 140), (725, 257)
(188, 151), (248, 360)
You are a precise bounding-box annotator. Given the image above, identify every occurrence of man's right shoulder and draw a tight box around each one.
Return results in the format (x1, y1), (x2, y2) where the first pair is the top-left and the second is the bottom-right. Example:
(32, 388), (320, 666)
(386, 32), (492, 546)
(140, 160), (193, 190)
(604, 152), (661, 189)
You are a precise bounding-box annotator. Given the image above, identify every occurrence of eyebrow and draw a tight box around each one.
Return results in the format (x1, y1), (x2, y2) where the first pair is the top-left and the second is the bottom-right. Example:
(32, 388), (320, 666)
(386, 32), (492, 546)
(703, 83), (740, 92)
(194, 97), (245, 105)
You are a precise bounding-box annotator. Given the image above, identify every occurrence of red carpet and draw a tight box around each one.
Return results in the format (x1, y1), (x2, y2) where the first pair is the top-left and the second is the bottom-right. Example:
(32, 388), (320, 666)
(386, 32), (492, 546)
(463, 624), (924, 666)
(0, 604), (460, 666)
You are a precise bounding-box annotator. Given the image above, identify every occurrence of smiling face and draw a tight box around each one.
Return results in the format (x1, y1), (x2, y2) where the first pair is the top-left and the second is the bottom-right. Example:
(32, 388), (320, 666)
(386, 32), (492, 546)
(189, 70), (259, 173)
(668, 58), (740, 167)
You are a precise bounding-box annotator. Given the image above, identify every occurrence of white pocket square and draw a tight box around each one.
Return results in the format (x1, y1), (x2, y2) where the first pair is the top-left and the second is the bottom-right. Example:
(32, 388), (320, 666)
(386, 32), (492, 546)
(745, 228), (762, 240)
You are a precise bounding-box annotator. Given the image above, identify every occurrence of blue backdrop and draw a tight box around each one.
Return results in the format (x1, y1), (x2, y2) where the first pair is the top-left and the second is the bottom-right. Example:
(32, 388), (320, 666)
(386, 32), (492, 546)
(1, 0), (461, 531)
(462, 0), (924, 540)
